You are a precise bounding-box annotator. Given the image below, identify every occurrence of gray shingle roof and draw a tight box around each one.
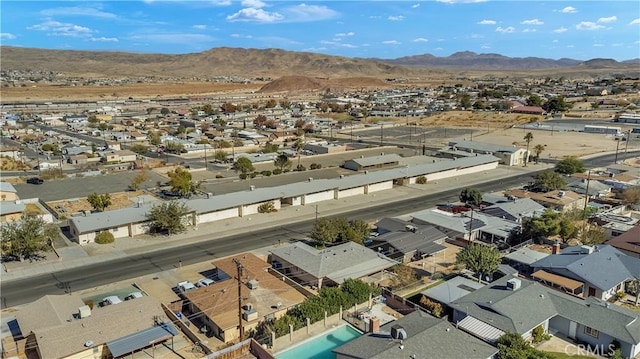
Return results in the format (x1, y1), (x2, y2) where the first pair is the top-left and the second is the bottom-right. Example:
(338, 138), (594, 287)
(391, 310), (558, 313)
(0, 201), (25, 215)
(421, 276), (485, 305)
(451, 276), (640, 344)
(448, 140), (522, 154)
(269, 241), (396, 283)
(376, 226), (448, 255)
(504, 248), (550, 265)
(346, 154), (402, 167)
(532, 245), (640, 291)
(481, 198), (545, 222)
(332, 311), (498, 359)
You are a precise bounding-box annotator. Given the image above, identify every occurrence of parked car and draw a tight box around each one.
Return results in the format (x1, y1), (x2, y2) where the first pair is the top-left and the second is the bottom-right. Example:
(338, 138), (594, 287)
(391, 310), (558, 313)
(196, 278), (214, 287)
(26, 177), (44, 185)
(177, 281), (196, 293)
(124, 291), (144, 301)
(100, 296), (122, 307)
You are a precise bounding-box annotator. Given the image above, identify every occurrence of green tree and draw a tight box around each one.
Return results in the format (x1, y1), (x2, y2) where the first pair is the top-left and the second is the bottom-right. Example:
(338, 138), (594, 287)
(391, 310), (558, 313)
(533, 144), (546, 164)
(167, 167), (197, 197)
(147, 201), (190, 235)
(558, 218), (576, 243)
(164, 141), (184, 154)
(576, 224), (605, 245)
(160, 107), (170, 115)
(274, 153), (292, 171)
(87, 192), (111, 212)
(456, 244), (501, 282)
(129, 168), (149, 191)
(348, 219), (370, 245)
(543, 96), (571, 113)
(262, 142), (279, 153)
(459, 188), (483, 207)
(523, 132), (533, 166)
(341, 278), (379, 306)
(149, 131), (161, 146)
(214, 150), (228, 163)
(497, 332), (552, 359)
(233, 157), (255, 174)
(293, 136), (305, 168)
(521, 210), (562, 243)
(532, 170), (566, 192)
(310, 217), (340, 246)
(0, 215), (57, 261)
(555, 157), (585, 175)
(129, 144), (148, 155)
(526, 94), (543, 107)
(621, 186), (640, 206)
(459, 94), (472, 109)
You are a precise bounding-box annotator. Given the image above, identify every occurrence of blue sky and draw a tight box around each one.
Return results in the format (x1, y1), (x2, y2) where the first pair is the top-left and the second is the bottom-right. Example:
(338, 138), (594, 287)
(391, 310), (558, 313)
(1, 1), (639, 61)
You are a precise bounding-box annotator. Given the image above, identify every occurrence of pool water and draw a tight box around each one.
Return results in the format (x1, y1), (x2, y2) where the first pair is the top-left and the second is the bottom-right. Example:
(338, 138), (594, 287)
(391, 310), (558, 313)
(276, 325), (362, 359)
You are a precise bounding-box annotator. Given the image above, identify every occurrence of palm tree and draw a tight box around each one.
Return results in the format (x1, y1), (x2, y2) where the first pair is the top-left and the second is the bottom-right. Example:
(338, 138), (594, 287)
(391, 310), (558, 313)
(533, 144), (546, 164)
(293, 136), (305, 168)
(523, 132), (533, 167)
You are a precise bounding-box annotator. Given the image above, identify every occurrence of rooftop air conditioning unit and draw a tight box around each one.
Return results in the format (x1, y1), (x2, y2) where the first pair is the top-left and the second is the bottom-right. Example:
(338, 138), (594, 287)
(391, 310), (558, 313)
(506, 278), (521, 291)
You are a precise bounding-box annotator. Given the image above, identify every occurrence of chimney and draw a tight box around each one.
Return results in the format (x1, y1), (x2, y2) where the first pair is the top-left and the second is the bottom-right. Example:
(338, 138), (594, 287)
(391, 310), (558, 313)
(552, 241), (561, 254)
(369, 317), (380, 333)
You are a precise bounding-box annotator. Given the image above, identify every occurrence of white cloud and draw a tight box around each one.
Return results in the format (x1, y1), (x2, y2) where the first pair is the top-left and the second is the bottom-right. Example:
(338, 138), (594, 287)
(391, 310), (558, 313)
(560, 6), (577, 13)
(319, 40), (357, 48)
(41, 6), (117, 19)
(522, 28), (537, 33)
(90, 37), (118, 42)
(481, 44), (490, 49)
(0, 33), (16, 40)
(231, 33), (253, 39)
(576, 21), (605, 30)
(369, 15), (381, 19)
(495, 26), (515, 33)
(567, 44), (574, 48)
(241, 0), (266, 8)
(226, 8), (283, 22)
(552, 39), (559, 43)
(128, 33), (214, 44)
(434, 47), (443, 51)
(597, 16), (617, 23)
(27, 19), (94, 37)
(382, 40), (401, 45)
(412, 3), (420, 8)
(630, 18), (640, 25)
(388, 15), (404, 21)
(477, 19), (496, 25)
(413, 37), (429, 42)
(192, 24), (207, 30)
(553, 27), (568, 33)
(521, 19), (543, 25)
(593, 43), (604, 47)
(612, 43), (623, 47)
(283, 4), (339, 22)
(335, 32), (355, 37)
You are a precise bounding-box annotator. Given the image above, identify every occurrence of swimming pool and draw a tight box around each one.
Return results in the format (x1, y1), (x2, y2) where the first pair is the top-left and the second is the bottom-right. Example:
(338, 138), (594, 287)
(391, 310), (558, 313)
(276, 325), (362, 359)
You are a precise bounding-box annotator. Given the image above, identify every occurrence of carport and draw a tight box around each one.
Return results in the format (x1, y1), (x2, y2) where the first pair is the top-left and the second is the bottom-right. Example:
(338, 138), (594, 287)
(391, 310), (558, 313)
(532, 270), (583, 295)
(106, 322), (178, 358)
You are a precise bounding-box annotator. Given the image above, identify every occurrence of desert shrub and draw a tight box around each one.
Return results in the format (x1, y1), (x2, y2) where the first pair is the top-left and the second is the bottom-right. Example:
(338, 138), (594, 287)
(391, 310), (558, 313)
(273, 168), (282, 175)
(416, 176), (427, 184)
(419, 296), (443, 317)
(296, 165), (306, 171)
(261, 170), (272, 177)
(532, 325), (550, 343)
(94, 231), (115, 244)
(310, 163), (322, 170)
(239, 173), (248, 180)
(258, 201), (277, 213)
(215, 174), (224, 179)
(250, 172), (258, 179)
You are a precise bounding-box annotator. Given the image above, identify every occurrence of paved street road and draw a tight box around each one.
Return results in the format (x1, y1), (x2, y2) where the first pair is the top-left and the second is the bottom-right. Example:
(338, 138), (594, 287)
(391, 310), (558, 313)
(0, 152), (635, 308)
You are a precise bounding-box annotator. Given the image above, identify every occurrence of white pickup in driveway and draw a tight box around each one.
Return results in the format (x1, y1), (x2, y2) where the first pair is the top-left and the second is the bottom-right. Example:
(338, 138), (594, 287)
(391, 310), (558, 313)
(100, 296), (122, 306)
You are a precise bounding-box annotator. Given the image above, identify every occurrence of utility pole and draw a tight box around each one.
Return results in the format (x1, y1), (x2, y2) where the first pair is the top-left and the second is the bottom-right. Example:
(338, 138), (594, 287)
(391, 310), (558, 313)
(380, 124), (383, 147)
(203, 143), (208, 170)
(625, 130), (630, 154)
(315, 204), (319, 224)
(583, 170), (591, 219)
(233, 258), (244, 342)
(614, 138), (620, 163)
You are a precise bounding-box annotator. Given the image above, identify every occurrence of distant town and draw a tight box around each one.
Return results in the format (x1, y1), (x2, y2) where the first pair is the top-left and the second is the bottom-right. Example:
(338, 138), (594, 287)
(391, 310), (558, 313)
(1, 69), (640, 359)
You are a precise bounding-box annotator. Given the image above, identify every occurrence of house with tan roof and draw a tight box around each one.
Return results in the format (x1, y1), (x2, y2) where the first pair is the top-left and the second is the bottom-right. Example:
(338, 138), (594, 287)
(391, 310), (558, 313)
(183, 253), (306, 343)
(506, 189), (586, 212)
(11, 294), (177, 359)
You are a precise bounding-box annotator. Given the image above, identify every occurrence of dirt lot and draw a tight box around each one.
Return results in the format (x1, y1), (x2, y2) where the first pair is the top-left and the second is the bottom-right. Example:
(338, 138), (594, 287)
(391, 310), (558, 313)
(46, 190), (145, 217)
(1, 82), (264, 102)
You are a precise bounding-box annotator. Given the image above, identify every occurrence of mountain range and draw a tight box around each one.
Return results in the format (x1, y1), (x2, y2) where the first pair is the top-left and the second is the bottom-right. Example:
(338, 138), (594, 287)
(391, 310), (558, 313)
(1, 46), (638, 79)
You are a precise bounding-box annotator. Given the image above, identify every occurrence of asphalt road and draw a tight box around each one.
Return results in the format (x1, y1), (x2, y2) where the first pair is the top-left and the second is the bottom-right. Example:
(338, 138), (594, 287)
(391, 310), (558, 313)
(0, 151), (636, 308)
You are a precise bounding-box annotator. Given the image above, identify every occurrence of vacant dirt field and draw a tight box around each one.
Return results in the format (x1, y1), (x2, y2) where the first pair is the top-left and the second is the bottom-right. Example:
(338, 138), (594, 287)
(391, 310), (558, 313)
(1, 82), (264, 102)
(47, 190), (145, 217)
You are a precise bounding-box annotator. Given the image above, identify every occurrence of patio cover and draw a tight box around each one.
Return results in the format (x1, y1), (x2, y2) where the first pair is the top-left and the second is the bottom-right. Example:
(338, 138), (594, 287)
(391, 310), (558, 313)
(107, 322), (177, 358)
(532, 270), (583, 293)
(457, 315), (505, 343)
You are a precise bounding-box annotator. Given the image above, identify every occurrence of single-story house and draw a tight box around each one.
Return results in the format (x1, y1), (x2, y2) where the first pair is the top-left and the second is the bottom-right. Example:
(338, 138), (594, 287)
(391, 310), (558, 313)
(368, 219), (448, 263)
(607, 225), (640, 258)
(342, 153), (402, 171)
(184, 253), (306, 343)
(333, 311), (498, 359)
(481, 197), (545, 223)
(451, 276), (640, 358)
(507, 189), (587, 213)
(421, 276), (485, 307)
(503, 247), (550, 274)
(269, 241), (397, 290)
(0, 200), (25, 222)
(12, 294), (177, 359)
(0, 181), (19, 201)
(531, 245), (640, 300)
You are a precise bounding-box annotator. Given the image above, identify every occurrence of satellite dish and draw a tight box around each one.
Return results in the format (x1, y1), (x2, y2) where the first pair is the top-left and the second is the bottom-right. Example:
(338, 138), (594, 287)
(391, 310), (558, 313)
(84, 341), (94, 347)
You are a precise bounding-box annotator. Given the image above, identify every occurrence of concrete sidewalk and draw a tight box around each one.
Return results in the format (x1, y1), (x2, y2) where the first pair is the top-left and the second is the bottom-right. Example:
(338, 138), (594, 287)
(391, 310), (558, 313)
(1, 163), (546, 283)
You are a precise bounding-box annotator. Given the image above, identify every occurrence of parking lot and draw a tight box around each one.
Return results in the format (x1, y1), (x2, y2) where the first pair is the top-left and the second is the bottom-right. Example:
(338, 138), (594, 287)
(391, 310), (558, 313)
(347, 125), (477, 146)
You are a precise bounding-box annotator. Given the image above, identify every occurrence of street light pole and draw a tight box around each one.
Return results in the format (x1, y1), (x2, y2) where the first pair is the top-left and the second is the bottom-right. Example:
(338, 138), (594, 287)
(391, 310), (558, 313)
(380, 124), (383, 147)
(614, 138), (620, 163)
(203, 143), (208, 170)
